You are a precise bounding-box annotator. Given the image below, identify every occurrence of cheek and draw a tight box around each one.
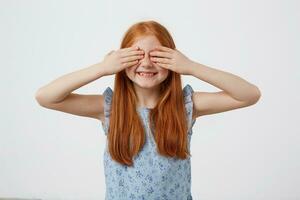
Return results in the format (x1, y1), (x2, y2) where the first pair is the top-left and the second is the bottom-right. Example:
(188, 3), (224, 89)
(125, 68), (136, 78)
(160, 69), (170, 77)
(125, 67), (134, 76)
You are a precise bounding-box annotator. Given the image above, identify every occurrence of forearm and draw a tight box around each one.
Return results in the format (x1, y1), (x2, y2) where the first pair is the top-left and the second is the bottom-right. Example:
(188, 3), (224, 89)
(189, 61), (261, 102)
(35, 62), (107, 103)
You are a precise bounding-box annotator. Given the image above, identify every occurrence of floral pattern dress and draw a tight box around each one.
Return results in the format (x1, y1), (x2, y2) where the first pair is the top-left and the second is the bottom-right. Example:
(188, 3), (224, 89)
(101, 84), (197, 200)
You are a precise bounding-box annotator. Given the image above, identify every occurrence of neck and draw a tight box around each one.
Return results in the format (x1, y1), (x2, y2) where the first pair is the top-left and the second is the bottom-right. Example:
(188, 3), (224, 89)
(134, 84), (160, 109)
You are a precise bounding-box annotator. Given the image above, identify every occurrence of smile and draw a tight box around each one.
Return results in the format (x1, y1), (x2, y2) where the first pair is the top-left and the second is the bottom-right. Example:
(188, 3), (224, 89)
(137, 72), (158, 78)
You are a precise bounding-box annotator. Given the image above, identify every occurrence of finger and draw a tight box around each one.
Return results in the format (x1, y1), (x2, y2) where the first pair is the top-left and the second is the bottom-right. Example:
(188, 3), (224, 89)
(128, 46), (140, 51)
(105, 50), (115, 56)
(149, 51), (172, 59)
(154, 62), (171, 70)
(121, 50), (144, 58)
(121, 55), (144, 63)
(122, 59), (139, 68)
(150, 57), (172, 64)
(153, 45), (173, 53)
(120, 46), (139, 52)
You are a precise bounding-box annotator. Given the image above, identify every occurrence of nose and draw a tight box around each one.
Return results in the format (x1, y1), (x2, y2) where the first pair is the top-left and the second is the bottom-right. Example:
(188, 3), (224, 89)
(139, 52), (154, 68)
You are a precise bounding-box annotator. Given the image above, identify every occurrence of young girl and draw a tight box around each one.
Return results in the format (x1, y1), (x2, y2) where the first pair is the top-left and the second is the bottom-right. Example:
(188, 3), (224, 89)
(35, 20), (261, 200)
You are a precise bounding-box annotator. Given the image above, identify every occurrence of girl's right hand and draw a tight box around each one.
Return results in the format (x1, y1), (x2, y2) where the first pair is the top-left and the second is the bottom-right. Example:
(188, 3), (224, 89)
(101, 46), (145, 76)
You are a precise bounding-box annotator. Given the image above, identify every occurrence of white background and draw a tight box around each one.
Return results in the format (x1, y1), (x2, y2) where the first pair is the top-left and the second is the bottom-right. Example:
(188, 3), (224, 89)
(0, 0), (299, 199)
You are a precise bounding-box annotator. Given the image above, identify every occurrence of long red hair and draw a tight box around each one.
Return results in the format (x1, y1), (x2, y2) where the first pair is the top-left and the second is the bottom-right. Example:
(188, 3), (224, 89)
(107, 20), (190, 166)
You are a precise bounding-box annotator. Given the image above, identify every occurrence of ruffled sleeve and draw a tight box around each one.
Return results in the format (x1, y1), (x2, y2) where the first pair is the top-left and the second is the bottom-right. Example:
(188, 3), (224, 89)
(101, 86), (113, 136)
(183, 84), (197, 135)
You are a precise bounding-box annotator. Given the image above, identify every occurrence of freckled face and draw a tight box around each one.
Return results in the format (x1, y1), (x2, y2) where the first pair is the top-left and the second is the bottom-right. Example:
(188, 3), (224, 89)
(125, 35), (170, 89)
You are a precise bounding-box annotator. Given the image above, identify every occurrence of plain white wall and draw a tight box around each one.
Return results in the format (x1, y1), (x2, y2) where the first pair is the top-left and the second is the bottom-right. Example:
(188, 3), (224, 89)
(1, 0), (299, 199)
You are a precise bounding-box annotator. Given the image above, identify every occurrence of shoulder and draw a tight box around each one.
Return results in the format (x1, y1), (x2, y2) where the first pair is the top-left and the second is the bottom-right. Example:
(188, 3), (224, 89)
(100, 86), (114, 136)
(182, 84), (197, 125)
(102, 86), (113, 97)
(183, 84), (194, 103)
(102, 86), (113, 106)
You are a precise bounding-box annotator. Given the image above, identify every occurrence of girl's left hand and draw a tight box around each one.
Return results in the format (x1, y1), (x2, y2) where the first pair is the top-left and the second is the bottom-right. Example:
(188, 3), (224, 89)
(149, 46), (194, 75)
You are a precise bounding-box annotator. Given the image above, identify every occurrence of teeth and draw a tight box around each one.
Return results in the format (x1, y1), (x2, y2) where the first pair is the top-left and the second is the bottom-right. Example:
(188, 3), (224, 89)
(138, 72), (157, 77)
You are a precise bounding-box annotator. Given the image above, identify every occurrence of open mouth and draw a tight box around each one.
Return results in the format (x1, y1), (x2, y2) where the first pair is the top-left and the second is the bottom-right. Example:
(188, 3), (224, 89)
(136, 72), (158, 78)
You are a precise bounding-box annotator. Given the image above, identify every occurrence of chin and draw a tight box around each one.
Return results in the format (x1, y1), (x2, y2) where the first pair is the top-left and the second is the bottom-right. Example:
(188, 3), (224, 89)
(126, 71), (168, 89)
(134, 81), (160, 89)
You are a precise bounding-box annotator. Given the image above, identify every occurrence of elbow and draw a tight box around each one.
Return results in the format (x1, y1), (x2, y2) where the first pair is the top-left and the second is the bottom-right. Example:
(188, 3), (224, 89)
(35, 88), (49, 107)
(246, 86), (261, 105)
(35, 89), (44, 106)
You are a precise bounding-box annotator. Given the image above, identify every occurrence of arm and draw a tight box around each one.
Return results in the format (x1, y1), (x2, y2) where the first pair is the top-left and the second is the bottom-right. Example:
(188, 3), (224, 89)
(35, 46), (144, 121)
(188, 61), (261, 119)
(148, 45), (261, 119)
(35, 62), (108, 121)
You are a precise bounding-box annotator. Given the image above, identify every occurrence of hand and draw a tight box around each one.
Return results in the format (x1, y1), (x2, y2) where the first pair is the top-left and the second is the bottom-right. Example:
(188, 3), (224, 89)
(100, 46), (145, 76)
(149, 46), (194, 75)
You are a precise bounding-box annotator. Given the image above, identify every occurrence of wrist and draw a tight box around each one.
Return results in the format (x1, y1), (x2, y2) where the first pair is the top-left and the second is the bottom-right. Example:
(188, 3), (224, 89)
(187, 60), (198, 76)
(91, 62), (109, 77)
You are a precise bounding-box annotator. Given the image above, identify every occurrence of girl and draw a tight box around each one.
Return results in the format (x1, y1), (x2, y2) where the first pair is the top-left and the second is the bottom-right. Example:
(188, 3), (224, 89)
(35, 20), (261, 200)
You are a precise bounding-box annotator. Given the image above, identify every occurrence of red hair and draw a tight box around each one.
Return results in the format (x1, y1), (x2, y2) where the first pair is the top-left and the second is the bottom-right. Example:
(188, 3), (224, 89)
(107, 20), (190, 166)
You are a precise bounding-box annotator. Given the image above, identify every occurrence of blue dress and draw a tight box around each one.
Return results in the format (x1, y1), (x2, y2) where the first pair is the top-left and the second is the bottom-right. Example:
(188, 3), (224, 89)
(101, 84), (197, 200)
